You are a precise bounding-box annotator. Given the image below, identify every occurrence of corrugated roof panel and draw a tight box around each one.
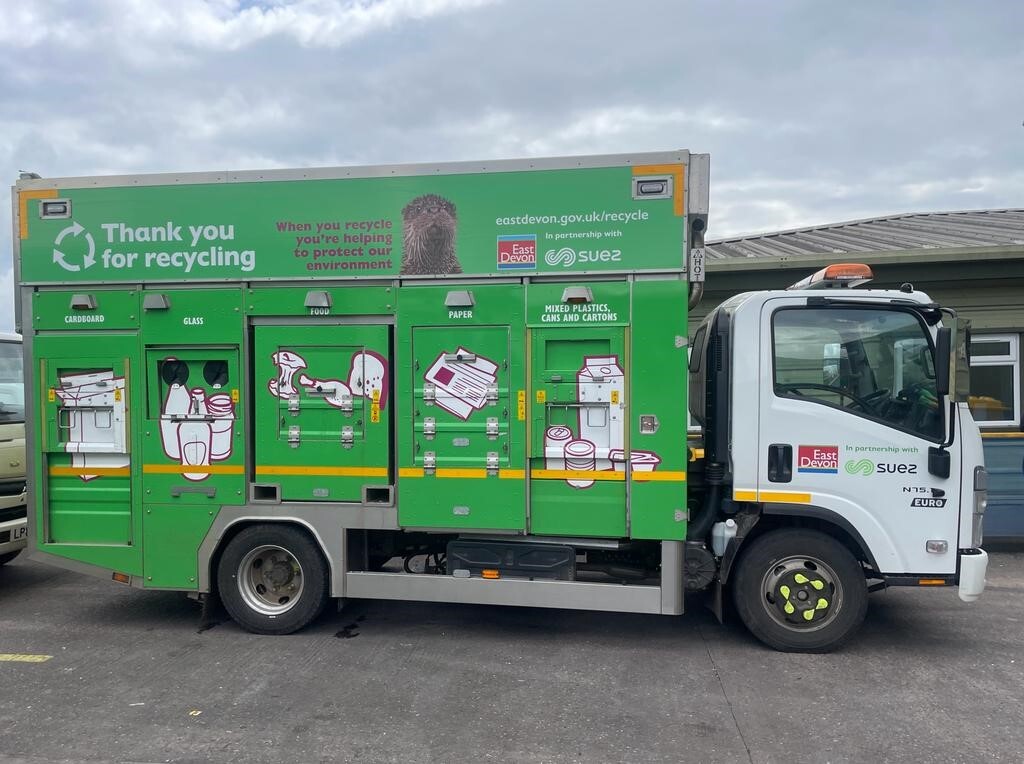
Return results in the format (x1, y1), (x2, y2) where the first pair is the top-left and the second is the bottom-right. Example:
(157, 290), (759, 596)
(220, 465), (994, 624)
(707, 208), (1024, 258)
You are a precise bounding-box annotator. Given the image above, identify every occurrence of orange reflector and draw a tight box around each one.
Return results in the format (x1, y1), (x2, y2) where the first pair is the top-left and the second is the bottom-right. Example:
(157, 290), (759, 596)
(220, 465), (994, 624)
(112, 572), (131, 584)
(481, 569), (500, 580)
(918, 578), (947, 586)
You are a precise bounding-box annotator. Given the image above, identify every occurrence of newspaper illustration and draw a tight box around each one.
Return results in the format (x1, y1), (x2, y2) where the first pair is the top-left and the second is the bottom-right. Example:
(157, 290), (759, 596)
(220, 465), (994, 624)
(423, 347), (498, 420)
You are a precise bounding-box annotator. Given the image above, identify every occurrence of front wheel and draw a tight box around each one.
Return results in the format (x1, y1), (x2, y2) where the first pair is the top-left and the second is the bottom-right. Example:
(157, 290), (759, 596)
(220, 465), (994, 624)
(217, 524), (330, 635)
(732, 529), (868, 652)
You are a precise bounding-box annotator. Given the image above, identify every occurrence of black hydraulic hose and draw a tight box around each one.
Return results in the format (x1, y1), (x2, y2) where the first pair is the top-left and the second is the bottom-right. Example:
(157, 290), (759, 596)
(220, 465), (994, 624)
(687, 463), (724, 542)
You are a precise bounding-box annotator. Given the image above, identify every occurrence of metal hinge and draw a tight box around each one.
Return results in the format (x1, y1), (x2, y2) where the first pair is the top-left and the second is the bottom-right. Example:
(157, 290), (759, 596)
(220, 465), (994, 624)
(288, 395), (300, 415)
(423, 417), (435, 440)
(423, 382), (436, 405)
(288, 425), (300, 448)
(486, 451), (499, 476)
(424, 451), (436, 475)
(485, 384), (498, 405)
(341, 426), (354, 448)
(486, 417), (499, 440)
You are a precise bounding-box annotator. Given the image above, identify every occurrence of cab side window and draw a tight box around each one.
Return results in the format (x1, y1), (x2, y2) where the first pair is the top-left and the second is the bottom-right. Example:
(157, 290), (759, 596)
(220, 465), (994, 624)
(772, 307), (943, 441)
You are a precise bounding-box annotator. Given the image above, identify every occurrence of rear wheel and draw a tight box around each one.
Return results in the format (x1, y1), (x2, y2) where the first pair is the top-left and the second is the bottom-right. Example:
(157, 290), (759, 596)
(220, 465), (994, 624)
(0, 550), (20, 566)
(732, 528), (867, 652)
(217, 524), (330, 635)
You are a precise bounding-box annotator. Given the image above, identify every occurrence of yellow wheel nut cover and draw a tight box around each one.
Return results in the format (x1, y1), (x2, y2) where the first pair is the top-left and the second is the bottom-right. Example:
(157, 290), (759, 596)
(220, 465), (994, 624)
(816, 598), (829, 610)
(779, 585), (791, 599)
(802, 609), (815, 621)
(793, 573), (809, 584)
(784, 602), (795, 614)
(811, 579), (825, 591)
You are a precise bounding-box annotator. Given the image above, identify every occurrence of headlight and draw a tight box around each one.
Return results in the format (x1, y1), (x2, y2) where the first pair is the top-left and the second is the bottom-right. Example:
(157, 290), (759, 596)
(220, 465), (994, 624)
(972, 466), (987, 548)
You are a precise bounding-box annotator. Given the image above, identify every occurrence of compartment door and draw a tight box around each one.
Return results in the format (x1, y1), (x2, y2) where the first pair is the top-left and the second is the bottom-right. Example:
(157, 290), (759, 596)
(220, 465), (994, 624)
(529, 327), (628, 537)
(37, 333), (142, 573)
(398, 325), (523, 530)
(142, 348), (243, 505)
(254, 325), (391, 501)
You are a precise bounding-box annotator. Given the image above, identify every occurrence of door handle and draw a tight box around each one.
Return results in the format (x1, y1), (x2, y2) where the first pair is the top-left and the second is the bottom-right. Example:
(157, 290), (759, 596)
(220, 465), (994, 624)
(170, 485), (217, 498)
(767, 444), (793, 483)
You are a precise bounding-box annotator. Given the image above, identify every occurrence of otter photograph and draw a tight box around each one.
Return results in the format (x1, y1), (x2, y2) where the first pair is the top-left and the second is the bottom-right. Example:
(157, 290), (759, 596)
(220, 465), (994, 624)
(400, 193), (462, 275)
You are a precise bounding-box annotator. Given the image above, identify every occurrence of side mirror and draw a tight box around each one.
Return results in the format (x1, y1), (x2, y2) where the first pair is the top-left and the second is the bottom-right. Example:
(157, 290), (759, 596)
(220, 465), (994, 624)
(935, 327), (951, 398)
(928, 446), (951, 479)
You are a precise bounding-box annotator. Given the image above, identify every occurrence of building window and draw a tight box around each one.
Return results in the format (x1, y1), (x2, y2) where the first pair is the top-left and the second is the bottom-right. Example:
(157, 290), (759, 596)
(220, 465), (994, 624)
(969, 334), (1020, 427)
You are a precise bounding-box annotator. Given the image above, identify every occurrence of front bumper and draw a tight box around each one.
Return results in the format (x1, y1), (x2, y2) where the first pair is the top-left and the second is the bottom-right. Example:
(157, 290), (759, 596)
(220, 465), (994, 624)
(0, 514), (28, 556)
(958, 548), (988, 602)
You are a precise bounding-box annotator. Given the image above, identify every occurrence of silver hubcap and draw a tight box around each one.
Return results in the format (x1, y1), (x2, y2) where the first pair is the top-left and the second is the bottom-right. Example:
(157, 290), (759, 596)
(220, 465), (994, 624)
(237, 545), (304, 616)
(760, 555), (843, 633)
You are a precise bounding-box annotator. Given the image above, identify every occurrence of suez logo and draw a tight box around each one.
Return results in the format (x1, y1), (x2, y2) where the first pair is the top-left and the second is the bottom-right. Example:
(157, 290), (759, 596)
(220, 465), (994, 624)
(544, 246), (623, 268)
(497, 235), (537, 270)
(845, 458), (918, 476)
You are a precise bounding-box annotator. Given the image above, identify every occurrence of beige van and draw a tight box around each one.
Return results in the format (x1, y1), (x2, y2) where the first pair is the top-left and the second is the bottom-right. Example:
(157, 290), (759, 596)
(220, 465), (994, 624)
(0, 332), (26, 566)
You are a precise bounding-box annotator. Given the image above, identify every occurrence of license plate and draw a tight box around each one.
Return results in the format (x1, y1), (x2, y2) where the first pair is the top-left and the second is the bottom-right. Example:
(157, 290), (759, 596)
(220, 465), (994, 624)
(11, 525), (27, 542)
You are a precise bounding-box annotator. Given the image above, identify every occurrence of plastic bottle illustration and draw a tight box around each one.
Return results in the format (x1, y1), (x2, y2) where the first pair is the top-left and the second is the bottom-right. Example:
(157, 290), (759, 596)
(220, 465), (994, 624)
(157, 359), (235, 481)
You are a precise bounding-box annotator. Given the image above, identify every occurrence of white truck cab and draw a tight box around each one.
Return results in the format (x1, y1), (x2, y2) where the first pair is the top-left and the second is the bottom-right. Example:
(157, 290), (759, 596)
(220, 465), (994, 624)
(0, 332), (27, 566)
(689, 264), (987, 651)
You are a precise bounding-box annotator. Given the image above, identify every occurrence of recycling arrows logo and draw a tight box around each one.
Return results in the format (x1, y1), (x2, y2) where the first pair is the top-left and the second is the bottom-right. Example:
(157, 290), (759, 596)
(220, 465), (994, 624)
(52, 222), (96, 272)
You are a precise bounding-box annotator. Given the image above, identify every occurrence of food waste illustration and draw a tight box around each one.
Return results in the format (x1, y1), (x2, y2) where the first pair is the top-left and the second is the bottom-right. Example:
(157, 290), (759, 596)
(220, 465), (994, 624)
(56, 370), (129, 482)
(543, 355), (661, 489)
(158, 359), (236, 481)
(268, 349), (389, 411)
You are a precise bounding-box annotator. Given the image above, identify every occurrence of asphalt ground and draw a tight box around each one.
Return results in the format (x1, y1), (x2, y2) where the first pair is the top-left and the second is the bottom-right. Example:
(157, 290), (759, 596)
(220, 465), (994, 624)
(1, 552), (1023, 764)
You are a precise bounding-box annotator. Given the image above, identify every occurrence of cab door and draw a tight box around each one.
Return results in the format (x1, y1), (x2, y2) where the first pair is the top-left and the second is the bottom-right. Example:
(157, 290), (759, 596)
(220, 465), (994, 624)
(756, 297), (961, 574)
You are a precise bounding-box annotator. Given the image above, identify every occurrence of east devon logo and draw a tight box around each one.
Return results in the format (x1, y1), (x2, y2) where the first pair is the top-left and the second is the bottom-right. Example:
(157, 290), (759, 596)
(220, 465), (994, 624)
(797, 445), (839, 474)
(497, 234), (537, 270)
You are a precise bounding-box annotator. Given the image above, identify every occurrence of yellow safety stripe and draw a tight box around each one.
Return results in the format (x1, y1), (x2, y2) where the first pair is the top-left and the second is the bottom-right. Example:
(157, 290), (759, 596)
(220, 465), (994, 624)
(733, 489), (812, 504)
(143, 464), (244, 475)
(49, 466), (130, 477)
(399, 468), (525, 480)
(256, 465), (388, 477)
(532, 469), (625, 482)
(631, 470), (687, 483)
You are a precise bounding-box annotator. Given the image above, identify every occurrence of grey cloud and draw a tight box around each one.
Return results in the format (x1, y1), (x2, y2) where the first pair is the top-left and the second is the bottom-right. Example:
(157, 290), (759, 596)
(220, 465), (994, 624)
(2, 0), (1023, 329)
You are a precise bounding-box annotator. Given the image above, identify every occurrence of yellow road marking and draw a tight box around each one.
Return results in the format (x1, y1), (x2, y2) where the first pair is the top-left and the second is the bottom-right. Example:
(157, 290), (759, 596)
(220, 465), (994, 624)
(0, 653), (52, 663)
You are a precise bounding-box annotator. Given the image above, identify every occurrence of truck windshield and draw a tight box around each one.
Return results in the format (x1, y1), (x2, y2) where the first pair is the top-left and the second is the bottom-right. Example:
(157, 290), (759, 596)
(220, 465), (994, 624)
(0, 341), (25, 425)
(773, 307), (943, 441)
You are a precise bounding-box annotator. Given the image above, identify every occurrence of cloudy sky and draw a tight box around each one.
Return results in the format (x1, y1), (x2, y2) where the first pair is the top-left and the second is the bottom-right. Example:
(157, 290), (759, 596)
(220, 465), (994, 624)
(2, 0), (1021, 330)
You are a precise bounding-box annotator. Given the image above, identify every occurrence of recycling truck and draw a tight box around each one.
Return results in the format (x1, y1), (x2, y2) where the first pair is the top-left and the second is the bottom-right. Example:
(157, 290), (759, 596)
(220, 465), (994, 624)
(11, 151), (987, 651)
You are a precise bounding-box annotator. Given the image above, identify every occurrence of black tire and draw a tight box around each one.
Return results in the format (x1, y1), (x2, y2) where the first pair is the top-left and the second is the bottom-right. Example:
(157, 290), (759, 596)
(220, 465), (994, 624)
(731, 528), (868, 653)
(216, 524), (330, 635)
(0, 550), (20, 566)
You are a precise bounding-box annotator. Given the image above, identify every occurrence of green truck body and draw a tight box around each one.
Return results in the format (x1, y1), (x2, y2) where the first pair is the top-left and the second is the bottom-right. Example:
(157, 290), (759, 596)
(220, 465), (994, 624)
(14, 152), (709, 629)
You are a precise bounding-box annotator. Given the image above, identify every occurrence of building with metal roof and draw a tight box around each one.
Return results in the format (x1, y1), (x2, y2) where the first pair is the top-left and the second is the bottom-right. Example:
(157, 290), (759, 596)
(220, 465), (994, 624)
(707, 209), (1024, 260)
(702, 208), (1024, 540)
